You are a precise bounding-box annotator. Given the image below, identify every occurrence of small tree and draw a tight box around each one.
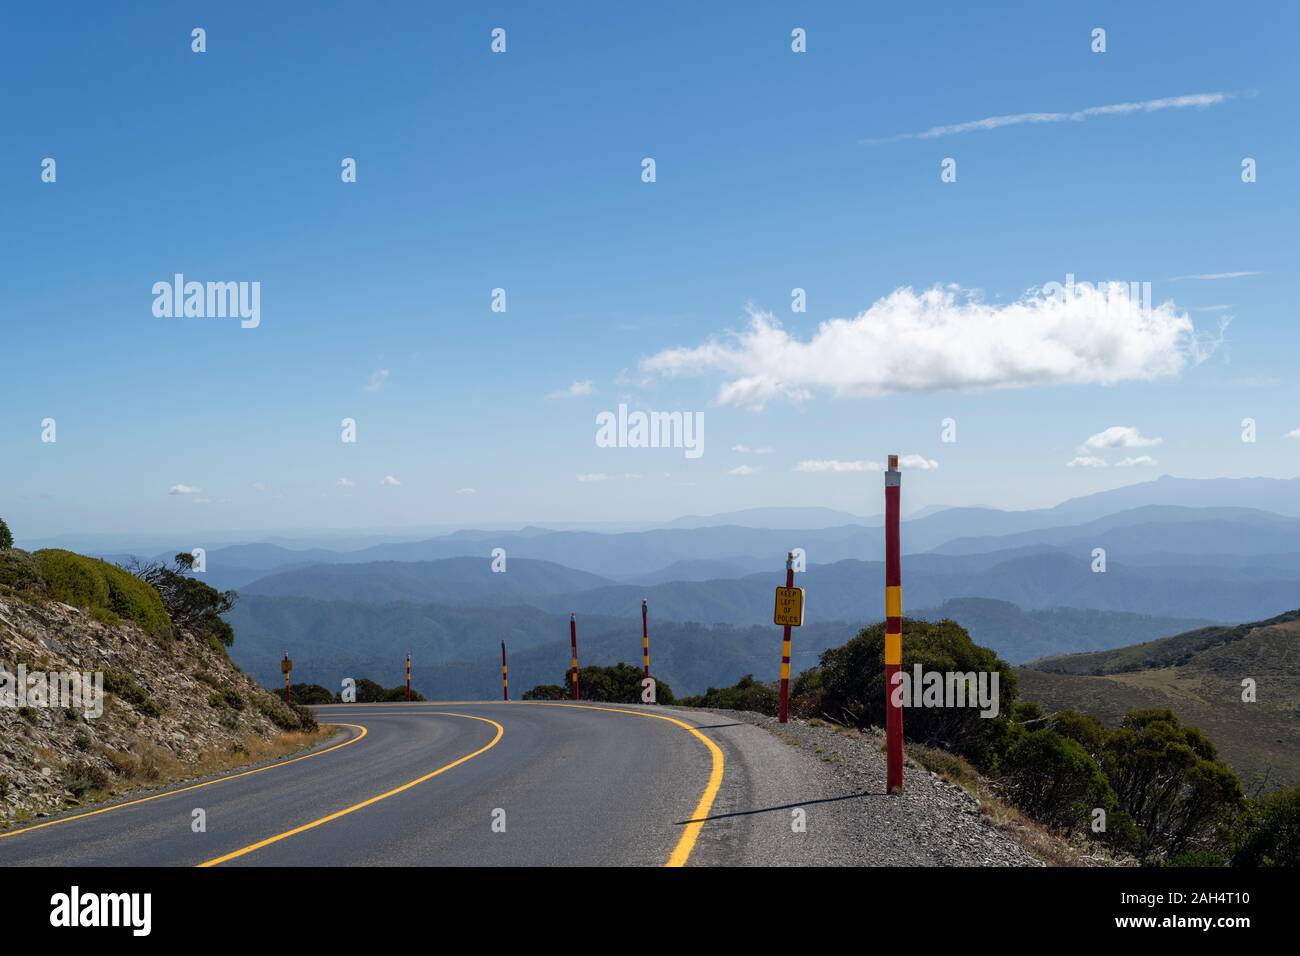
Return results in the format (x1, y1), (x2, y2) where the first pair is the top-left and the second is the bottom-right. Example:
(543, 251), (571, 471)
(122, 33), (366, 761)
(0, 518), (13, 550)
(125, 553), (237, 646)
(1102, 709), (1244, 861)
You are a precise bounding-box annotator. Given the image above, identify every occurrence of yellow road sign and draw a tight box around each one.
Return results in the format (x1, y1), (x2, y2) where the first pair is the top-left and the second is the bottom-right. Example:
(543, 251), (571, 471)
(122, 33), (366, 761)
(773, 586), (804, 627)
(281, 658), (292, 674)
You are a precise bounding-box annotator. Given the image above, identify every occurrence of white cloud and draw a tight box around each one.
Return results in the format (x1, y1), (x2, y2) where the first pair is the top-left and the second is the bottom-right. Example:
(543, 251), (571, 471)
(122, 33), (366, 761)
(1067, 456), (1108, 468)
(795, 459), (883, 473)
(1286, 428), (1300, 441)
(728, 464), (761, 476)
(381, 475), (401, 486)
(455, 487), (476, 495)
(547, 380), (597, 399)
(623, 473), (643, 479)
(642, 286), (1214, 409)
(1116, 456), (1158, 467)
(365, 369), (390, 392)
(732, 444), (773, 454)
(576, 472), (609, 482)
(1083, 426), (1162, 450)
(861, 91), (1236, 145)
(252, 482), (270, 493)
(1169, 271), (1261, 281)
(899, 454), (938, 470)
(168, 484), (201, 495)
(336, 478), (355, 488)
(193, 497), (211, 504)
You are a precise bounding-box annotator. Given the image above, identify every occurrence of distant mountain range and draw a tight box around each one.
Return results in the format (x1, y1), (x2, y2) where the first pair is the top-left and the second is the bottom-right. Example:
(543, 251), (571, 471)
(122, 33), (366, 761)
(242, 557), (615, 605)
(170, 475), (1300, 720)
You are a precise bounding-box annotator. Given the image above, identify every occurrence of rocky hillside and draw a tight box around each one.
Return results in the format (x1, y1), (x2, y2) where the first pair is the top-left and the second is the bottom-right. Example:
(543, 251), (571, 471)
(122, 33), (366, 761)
(0, 586), (320, 826)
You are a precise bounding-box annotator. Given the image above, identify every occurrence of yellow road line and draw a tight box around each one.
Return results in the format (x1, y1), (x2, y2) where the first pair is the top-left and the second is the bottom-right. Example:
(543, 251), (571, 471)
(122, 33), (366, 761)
(518, 702), (725, 867)
(0, 723), (367, 841)
(197, 713), (504, 867)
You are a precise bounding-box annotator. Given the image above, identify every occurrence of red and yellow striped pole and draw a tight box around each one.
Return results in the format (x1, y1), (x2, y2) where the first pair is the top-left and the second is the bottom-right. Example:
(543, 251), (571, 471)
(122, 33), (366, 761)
(778, 552), (794, 723)
(569, 612), (580, 700)
(405, 653), (411, 702)
(641, 598), (650, 679)
(501, 640), (509, 701)
(885, 454), (904, 793)
(282, 651), (292, 704)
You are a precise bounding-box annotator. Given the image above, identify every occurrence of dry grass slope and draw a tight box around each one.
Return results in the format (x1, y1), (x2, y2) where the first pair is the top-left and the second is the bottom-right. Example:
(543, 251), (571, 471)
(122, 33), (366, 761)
(1019, 616), (1300, 794)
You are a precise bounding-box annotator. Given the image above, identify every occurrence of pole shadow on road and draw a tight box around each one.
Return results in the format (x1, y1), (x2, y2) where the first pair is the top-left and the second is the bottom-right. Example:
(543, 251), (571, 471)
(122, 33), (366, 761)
(675, 791), (878, 825)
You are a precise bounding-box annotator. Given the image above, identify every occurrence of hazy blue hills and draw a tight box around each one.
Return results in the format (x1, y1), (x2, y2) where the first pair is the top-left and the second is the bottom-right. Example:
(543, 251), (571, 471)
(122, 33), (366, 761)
(268, 618), (861, 701)
(242, 557), (615, 605)
(932, 505), (1300, 557)
(913, 598), (1212, 664)
(225, 595), (633, 686)
(1043, 474), (1300, 520)
(239, 596), (1211, 699)
(525, 551), (1298, 625)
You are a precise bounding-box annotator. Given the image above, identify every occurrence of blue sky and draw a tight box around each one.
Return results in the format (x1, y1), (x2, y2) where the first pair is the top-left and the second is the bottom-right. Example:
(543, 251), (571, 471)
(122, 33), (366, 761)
(2, 1), (1296, 538)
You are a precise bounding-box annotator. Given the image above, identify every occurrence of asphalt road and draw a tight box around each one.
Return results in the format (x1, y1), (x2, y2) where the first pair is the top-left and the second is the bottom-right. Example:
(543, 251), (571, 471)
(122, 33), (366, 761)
(0, 701), (864, 866)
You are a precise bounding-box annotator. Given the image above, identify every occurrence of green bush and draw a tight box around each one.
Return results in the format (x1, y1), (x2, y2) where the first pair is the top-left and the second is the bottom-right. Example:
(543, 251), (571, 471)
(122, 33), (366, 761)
(332, 677), (425, 703)
(0, 517), (13, 550)
(284, 683), (333, 705)
(60, 760), (109, 799)
(522, 684), (567, 700)
(33, 549), (171, 637)
(1002, 728), (1116, 831)
(678, 674), (778, 714)
(1052, 709), (1108, 758)
(806, 617), (1017, 767)
(102, 668), (162, 718)
(208, 687), (246, 711)
(0, 548), (45, 593)
(563, 662), (674, 705)
(1102, 710), (1244, 862)
(253, 693), (319, 732)
(1232, 786), (1300, 867)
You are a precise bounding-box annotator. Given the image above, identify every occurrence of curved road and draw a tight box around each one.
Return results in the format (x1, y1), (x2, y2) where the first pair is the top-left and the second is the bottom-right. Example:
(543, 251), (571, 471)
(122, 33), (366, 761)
(0, 701), (854, 867)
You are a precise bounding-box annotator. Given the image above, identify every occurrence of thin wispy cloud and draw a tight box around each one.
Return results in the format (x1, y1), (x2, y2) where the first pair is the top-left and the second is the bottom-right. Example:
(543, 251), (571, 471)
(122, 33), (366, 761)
(1169, 272), (1262, 281)
(1083, 426), (1162, 450)
(547, 380), (596, 400)
(365, 369), (390, 392)
(381, 475), (401, 486)
(794, 455), (935, 474)
(168, 484), (201, 495)
(860, 91), (1237, 145)
(728, 464), (761, 476)
(576, 472), (609, 482)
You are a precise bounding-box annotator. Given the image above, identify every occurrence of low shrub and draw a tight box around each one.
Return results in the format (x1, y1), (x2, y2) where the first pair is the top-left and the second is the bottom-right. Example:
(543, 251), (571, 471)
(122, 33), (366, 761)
(33, 550), (171, 637)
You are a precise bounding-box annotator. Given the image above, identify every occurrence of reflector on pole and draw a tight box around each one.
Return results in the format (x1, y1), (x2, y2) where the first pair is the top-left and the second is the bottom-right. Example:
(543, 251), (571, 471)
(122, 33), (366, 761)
(885, 454), (904, 793)
(641, 598), (650, 679)
(406, 652), (411, 702)
(569, 612), (580, 700)
(501, 641), (509, 701)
